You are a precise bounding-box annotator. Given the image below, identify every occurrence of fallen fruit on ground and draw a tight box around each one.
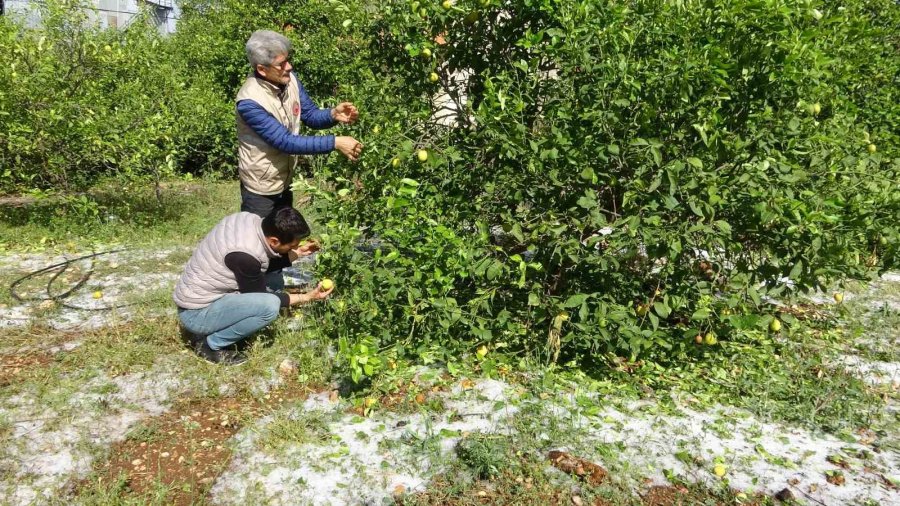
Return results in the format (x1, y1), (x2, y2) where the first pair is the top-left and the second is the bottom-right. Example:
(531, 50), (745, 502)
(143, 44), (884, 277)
(770, 319), (782, 332)
(714, 464), (727, 477)
(868, 143), (877, 153)
(92, 290), (103, 299)
(833, 292), (844, 303)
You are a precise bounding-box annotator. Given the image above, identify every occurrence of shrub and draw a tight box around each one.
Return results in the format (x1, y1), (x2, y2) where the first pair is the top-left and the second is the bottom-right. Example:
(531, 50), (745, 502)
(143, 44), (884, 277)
(310, 0), (899, 377)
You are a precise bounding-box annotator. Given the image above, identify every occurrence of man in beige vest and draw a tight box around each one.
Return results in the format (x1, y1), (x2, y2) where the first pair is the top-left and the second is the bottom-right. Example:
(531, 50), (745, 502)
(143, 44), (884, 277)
(236, 29), (363, 218)
(174, 207), (332, 365)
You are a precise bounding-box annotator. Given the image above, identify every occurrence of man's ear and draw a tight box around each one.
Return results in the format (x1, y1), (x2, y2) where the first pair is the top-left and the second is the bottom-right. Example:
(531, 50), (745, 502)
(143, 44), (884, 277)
(255, 64), (268, 78)
(266, 236), (281, 250)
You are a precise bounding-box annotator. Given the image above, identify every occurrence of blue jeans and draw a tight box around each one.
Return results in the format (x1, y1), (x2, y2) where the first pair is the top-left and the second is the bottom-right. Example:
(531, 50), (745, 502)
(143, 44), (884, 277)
(178, 292), (282, 350)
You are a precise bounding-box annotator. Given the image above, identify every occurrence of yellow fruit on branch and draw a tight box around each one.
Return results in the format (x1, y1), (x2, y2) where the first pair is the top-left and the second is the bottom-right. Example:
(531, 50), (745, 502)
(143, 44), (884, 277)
(417, 149), (428, 162)
(320, 279), (335, 291)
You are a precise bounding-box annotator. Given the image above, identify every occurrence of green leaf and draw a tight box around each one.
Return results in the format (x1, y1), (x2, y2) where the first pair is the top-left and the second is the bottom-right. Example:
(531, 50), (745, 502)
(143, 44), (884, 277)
(563, 293), (589, 308)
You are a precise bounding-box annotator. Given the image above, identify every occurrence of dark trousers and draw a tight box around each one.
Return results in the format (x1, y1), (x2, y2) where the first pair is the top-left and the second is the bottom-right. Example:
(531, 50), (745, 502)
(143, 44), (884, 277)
(240, 184), (294, 218)
(240, 184), (296, 291)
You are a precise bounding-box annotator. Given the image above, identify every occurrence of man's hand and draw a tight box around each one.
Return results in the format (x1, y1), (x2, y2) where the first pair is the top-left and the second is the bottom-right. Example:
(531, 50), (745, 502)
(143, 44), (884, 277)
(331, 102), (359, 124)
(288, 281), (335, 305)
(335, 136), (363, 162)
(288, 240), (320, 262)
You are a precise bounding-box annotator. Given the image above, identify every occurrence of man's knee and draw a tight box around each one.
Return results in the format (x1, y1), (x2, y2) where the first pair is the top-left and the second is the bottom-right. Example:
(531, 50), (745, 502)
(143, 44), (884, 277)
(261, 293), (282, 321)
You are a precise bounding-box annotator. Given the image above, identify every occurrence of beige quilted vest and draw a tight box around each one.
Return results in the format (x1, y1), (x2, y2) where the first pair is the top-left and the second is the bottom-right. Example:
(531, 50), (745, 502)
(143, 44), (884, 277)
(235, 73), (302, 195)
(173, 212), (277, 309)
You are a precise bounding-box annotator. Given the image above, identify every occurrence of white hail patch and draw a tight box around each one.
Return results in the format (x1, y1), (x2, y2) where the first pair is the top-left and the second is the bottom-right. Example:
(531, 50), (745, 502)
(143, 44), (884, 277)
(210, 378), (517, 506)
(0, 248), (185, 330)
(836, 355), (900, 387)
(213, 376), (897, 505)
(0, 366), (188, 505)
(539, 394), (899, 505)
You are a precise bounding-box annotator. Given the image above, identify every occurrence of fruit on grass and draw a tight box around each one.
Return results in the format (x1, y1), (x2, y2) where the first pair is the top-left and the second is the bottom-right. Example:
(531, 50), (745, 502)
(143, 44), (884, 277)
(713, 464), (727, 477)
(92, 290), (103, 299)
(833, 292), (843, 303)
(867, 143), (877, 153)
(769, 319), (782, 332)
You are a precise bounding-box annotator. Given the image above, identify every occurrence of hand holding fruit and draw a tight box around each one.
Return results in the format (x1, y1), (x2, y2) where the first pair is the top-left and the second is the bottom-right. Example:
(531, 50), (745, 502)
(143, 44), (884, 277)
(331, 102), (359, 124)
(335, 136), (363, 161)
(288, 278), (335, 305)
(289, 240), (320, 261)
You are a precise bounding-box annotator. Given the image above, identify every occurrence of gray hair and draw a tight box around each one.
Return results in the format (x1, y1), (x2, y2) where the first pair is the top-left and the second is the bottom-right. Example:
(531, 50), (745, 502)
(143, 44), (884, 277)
(245, 30), (292, 68)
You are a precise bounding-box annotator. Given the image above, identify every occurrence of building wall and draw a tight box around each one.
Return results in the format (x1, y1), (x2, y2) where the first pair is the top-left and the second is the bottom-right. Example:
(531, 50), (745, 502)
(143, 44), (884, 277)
(3, 0), (180, 33)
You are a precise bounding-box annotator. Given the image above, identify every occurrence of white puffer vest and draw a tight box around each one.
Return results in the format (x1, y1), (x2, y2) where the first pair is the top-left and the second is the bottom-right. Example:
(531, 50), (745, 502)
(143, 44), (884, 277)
(173, 212), (277, 309)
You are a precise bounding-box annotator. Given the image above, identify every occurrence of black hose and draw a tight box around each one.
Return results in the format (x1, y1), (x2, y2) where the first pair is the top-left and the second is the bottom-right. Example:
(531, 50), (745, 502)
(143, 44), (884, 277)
(9, 248), (139, 311)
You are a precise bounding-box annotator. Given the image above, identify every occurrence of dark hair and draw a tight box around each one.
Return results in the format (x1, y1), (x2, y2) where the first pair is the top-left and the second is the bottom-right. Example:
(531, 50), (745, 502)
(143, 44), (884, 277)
(261, 207), (310, 243)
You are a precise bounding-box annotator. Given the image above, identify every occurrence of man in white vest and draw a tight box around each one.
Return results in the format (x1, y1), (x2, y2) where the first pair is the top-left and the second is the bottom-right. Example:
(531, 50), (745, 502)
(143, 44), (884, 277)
(174, 207), (332, 365)
(236, 29), (363, 218)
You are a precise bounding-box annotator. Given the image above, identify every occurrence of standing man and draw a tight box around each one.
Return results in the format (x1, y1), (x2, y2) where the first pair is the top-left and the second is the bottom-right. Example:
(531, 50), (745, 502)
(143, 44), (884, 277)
(236, 29), (363, 218)
(174, 207), (333, 365)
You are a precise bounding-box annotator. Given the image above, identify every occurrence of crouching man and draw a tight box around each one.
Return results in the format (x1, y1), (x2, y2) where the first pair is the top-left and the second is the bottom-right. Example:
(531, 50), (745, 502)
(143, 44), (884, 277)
(173, 207), (332, 365)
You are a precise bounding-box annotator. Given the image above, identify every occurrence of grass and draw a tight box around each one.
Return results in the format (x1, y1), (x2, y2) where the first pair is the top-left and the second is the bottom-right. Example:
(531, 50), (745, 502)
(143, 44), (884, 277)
(0, 177), (238, 252)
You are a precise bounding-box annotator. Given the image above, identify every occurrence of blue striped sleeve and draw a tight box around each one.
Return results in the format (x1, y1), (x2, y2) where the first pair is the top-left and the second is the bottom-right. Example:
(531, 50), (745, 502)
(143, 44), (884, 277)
(237, 99), (336, 155)
(296, 77), (337, 130)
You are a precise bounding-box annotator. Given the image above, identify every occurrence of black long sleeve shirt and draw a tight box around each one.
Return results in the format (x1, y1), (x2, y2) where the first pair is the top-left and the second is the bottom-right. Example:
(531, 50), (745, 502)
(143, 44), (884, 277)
(224, 252), (292, 307)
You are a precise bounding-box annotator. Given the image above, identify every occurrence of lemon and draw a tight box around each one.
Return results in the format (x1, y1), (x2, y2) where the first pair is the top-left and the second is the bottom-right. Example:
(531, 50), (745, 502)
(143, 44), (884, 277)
(417, 150), (428, 162)
(320, 279), (335, 291)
